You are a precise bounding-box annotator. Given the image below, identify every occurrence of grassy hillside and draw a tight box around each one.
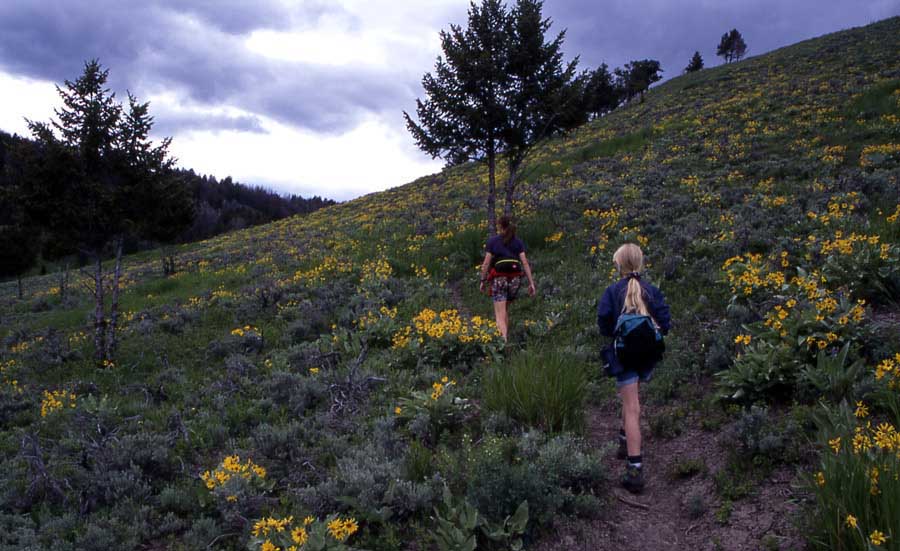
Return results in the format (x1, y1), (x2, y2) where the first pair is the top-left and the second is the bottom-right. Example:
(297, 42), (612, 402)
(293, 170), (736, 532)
(2, 16), (900, 550)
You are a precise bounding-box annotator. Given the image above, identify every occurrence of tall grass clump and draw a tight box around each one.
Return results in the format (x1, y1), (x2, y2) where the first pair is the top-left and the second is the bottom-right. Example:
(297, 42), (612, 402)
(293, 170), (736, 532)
(483, 348), (588, 432)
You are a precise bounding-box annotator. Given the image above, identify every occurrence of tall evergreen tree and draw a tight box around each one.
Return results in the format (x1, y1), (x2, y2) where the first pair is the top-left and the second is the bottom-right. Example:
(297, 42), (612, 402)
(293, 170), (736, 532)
(685, 51), (704, 73)
(405, 0), (583, 227)
(582, 63), (621, 118)
(20, 59), (192, 365)
(118, 92), (194, 277)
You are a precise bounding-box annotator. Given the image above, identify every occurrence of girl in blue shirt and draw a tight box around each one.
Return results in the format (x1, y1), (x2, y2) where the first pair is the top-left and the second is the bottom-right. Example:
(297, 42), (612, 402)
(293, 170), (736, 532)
(597, 243), (670, 493)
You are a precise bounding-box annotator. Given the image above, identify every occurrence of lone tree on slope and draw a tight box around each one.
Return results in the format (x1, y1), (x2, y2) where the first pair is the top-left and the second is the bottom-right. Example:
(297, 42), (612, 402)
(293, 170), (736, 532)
(685, 51), (704, 73)
(404, 0), (584, 228)
(717, 29), (748, 63)
(20, 59), (193, 365)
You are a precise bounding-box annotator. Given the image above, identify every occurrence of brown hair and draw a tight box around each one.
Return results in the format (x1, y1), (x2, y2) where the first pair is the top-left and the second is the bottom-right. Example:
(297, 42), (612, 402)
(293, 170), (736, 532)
(497, 215), (516, 245)
(613, 243), (650, 316)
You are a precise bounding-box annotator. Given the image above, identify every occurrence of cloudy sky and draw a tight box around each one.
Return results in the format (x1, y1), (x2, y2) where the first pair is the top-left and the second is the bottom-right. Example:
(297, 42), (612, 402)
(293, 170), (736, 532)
(1, 1), (897, 201)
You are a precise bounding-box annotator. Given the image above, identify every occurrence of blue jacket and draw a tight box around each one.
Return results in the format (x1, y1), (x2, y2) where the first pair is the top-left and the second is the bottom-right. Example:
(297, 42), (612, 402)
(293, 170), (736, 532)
(597, 277), (671, 373)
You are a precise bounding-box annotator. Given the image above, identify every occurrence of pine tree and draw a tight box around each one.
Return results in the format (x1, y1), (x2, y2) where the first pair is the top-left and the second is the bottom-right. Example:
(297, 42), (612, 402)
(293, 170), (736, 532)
(21, 59), (192, 365)
(685, 51), (704, 73)
(405, 0), (583, 226)
(582, 63), (621, 117)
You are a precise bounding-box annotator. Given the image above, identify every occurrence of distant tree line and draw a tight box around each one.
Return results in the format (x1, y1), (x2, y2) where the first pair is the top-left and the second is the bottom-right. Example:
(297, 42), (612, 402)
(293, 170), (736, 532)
(0, 60), (333, 366)
(175, 170), (334, 243)
(1, 125), (333, 277)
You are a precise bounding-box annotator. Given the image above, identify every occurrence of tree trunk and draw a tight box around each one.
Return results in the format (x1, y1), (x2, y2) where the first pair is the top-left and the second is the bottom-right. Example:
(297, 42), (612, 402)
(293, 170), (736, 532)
(504, 162), (519, 218)
(59, 262), (69, 303)
(105, 237), (124, 361)
(93, 253), (105, 364)
(487, 151), (497, 236)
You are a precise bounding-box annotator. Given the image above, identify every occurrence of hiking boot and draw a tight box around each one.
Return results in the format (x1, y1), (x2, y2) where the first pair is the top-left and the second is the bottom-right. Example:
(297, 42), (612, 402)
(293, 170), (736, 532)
(622, 464), (645, 494)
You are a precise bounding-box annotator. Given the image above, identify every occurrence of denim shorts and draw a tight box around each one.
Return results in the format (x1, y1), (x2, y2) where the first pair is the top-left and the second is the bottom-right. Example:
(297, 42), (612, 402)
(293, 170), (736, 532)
(615, 368), (654, 388)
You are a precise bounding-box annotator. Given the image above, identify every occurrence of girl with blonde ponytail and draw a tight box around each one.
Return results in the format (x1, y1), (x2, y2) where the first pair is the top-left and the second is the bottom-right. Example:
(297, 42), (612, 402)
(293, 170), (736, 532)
(597, 243), (671, 493)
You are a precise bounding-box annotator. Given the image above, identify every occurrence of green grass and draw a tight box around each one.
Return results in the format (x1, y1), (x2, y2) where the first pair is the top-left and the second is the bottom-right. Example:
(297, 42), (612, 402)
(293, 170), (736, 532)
(483, 348), (588, 433)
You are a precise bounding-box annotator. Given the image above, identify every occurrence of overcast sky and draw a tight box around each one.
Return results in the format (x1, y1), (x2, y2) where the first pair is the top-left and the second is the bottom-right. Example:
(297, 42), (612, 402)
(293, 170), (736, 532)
(1, 1), (897, 201)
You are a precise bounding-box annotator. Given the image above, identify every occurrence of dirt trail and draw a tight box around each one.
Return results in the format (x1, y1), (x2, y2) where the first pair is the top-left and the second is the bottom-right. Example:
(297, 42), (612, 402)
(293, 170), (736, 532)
(534, 399), (805, 551)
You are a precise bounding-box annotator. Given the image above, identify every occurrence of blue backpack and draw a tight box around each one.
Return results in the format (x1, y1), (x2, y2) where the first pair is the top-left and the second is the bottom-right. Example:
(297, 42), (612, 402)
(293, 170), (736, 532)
(613, 313), (665, 369)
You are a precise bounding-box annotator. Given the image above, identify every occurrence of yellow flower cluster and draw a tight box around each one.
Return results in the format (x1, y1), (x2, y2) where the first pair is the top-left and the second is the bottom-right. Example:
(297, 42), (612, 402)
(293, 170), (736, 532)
(412, 264), (430, 279)
(392, 308), (498, 348)
(40, 389), (75, 417)
(821, 144), (846, 164)
(1, 359), (22, 394)
(211, 285), (235, 300)
(356, 305), (397, 330)
(874, 353), (900, 389)
(430, 376), (456, 401)
(252, 514), (315, 551)
(734, 334), (752, 346)
(761, 195), (788, 208)
(820, 231), (880, 256)
(291, 256), (353, 286)
(887, 204), (900, 224)
(231, 325), (260, 337)
(201, 454), (266, 490)
(360, 257), (393, 283)
(253, 516), (293, 537)
(545, 231), (563, 243)
(860, 143), (900, 167)
(10, 335), (44, 354)
(584, 207), (621, 252)
(326, 517), (359, 541)
(391, 326), (412, 349)
(722, 253), (785, 296)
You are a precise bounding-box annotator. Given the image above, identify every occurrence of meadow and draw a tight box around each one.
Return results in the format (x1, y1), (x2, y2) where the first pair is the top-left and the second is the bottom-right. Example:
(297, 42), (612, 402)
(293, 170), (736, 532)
(1, 16), (899, 551)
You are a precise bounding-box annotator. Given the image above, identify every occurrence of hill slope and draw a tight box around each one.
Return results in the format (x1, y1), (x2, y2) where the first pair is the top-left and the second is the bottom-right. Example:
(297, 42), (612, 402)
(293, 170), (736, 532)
(1, 16), (899, 551)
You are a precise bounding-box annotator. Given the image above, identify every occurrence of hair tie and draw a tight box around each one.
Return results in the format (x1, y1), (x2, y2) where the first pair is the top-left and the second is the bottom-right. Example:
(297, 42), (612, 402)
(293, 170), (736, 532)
(626, 271), (641, 280)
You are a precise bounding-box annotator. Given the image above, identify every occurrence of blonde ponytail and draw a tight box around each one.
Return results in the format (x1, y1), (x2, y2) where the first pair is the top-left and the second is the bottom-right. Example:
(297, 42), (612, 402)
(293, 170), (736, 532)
(613, 243), (650, 316)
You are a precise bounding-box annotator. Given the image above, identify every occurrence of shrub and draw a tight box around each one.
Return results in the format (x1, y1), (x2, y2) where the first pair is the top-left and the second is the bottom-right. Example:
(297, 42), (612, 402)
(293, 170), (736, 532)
(466, 432), (603, 528)
(483, 349), (588, 433)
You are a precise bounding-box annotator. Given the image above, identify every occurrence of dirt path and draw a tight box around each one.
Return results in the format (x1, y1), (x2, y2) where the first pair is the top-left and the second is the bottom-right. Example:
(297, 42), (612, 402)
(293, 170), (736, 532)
(534, 399), (805, 551)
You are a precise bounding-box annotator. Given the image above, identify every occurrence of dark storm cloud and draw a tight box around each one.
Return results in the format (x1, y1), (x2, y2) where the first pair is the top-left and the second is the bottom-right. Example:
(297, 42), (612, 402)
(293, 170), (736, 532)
(0, 0), (405, 133)
(544, 0), (900, 80)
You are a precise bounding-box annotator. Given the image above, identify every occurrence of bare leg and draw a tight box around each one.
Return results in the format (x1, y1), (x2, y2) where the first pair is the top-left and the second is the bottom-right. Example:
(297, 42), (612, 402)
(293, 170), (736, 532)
(493, 300), (509, 341)
(619, 382), (641, 456)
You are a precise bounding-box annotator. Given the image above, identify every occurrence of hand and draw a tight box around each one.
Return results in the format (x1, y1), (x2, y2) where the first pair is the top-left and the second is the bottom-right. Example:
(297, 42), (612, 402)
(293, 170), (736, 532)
(479, 280), (486, 293)
(528, 282), (536, 296)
